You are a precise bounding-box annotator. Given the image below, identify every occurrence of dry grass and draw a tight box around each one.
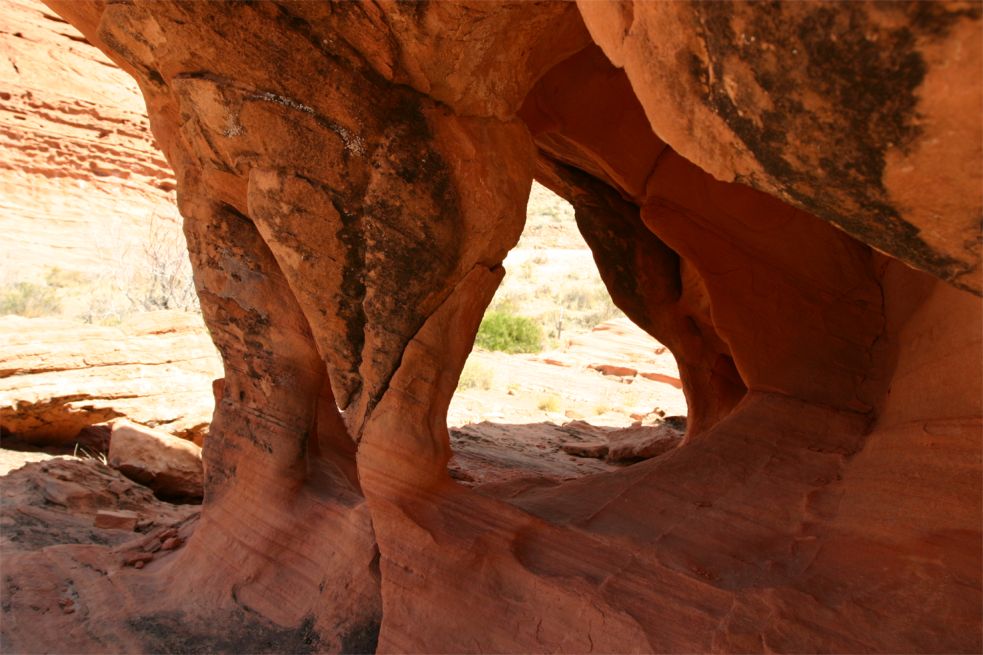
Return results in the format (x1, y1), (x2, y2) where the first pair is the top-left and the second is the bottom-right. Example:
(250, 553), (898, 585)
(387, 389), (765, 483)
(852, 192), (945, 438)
(0, 214), (197, 323)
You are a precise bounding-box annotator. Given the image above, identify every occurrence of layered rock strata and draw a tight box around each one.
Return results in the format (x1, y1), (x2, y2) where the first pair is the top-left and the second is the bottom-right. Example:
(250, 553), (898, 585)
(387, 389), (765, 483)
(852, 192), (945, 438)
(2, 1), (980, 653)
(0, 311), (222, 444)
(0, 0), (182, 278)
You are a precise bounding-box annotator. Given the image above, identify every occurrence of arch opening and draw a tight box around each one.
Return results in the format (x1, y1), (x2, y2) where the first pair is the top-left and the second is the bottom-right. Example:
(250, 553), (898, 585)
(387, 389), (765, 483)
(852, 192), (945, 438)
(448, 181), (689, 488)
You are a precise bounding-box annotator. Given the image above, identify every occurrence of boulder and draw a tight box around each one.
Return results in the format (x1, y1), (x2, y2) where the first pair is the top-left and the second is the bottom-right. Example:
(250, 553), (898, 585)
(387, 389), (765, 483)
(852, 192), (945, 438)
(559, 440), (608, 459)
(559, 421), (683, 462)
(93, 509), (140, 531)
(0, 457), (196, 551)
(107, 420), (203, 501)
(605, 423), (683, 462)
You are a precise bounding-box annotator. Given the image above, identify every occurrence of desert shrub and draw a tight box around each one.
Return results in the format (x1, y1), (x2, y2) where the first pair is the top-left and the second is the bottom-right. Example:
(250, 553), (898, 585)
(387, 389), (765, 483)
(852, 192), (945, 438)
(76, 213), (199, 323)
(44, 267), (90, 288)
(578, 295), (622, 329)
(458, 360), (494, 391)
(537, 393), (560, 412)
(561, 287), (593, 311)
(0, 282), (61, 317)
(475, 310), (543, 353)
(131, 214), (199, 312)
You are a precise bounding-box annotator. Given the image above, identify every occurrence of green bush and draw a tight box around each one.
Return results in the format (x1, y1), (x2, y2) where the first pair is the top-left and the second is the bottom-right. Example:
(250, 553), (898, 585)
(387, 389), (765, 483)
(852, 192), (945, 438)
(0, 282), (61, 317)
(475, 310), (543, 354)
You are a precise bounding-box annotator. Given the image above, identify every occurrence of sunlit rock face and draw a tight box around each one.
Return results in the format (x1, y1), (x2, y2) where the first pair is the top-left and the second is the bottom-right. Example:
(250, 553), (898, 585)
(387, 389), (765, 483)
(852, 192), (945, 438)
(3, 1), (979, 652)
(0, 0), (181, 277)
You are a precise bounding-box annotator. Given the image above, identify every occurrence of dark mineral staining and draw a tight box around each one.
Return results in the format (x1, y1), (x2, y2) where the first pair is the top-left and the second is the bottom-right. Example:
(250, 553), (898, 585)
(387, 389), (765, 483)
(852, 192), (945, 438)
(128, 611), (323, 655)
(689, 2), (975, 290)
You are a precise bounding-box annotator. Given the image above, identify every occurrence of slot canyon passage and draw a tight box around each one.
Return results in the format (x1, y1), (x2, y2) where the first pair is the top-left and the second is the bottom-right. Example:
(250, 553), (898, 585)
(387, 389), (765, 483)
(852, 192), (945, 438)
(2, 1), (981, 653)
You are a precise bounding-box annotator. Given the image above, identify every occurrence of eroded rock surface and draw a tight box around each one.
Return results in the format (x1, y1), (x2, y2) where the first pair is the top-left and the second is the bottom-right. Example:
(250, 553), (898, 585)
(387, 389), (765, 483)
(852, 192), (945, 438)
(0, 311), (222, 444)
(0, 0), (182, 277)
(1, 457), (196, 551)
(3, 1), (981, 653)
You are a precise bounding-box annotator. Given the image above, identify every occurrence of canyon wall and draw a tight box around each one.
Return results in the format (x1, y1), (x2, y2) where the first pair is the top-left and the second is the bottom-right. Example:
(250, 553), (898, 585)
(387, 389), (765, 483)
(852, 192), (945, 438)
(0, 0), (179, 280)
(3, 1), (980, 653)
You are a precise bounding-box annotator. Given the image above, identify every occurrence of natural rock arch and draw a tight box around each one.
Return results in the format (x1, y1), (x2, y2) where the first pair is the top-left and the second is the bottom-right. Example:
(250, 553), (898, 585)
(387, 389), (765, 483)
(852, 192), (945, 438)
(4, 1), (980, 652)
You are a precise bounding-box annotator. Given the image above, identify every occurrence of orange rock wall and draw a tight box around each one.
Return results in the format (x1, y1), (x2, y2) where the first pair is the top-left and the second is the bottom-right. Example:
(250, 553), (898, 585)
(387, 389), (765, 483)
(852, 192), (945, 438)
(4, 1), (980, 652)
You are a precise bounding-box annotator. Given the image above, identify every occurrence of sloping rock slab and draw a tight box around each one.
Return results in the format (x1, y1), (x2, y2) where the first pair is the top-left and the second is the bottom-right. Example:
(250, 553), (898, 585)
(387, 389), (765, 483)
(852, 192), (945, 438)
(0, 311), (222, 445)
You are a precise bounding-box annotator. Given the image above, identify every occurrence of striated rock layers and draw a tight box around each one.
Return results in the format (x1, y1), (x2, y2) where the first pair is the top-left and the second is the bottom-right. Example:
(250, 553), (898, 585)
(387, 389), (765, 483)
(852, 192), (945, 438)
(0, 0), (183, 279)
(0, 311), (222, 445)
(3, 2), (981, 653)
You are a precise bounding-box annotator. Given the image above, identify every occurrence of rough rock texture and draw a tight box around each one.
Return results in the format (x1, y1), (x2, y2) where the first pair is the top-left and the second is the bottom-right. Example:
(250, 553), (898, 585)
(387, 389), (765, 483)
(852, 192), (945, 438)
(0, 0), (182, 278)
(107, 420), (203, 501)
(0, 311), (222, 445)
(3, 1), (981, 653)
(604, 422), (683, 463)
(577, 1), (983, 293)
(450, 420), (621, 487)
(1, 457), (196, 552)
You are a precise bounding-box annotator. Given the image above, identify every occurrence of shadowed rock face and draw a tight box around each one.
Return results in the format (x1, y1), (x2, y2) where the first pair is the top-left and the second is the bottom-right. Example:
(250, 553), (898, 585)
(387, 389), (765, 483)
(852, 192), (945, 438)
(4, 1), (980, 652)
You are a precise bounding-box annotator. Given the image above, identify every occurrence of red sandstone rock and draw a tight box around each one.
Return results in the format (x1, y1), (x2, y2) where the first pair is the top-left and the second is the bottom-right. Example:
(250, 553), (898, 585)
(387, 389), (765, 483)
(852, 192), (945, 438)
(450, 420), (619, 486)
(1, 457), (196, 551)
(559, 440), (608, 459)
(589, 363), (637, 378)
(0, 1), (977, 653)
(0, 0), (182, 279)
(107, 419), (203, 501)
(559, 422), (682, 463)
(605, 423), (683, 462)
(0, 311), (222, 445)
(160, 536), (182, 551)
(93, 509), (139, 531)
(123, 551), (154, 567)
(578, 1), (983, 294)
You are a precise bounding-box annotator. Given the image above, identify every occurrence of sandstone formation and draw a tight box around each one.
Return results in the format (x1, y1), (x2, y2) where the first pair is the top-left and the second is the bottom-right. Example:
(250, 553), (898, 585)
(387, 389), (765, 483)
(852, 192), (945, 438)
(604, 423), (681, 462)
(1, 457), (197, 551)
(2, 1), (981, 653)
(450, 420), (622, 487)
(0, 311), (222, 444)
(0, 0), (182, 280)
(107, 419), (203, 501)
